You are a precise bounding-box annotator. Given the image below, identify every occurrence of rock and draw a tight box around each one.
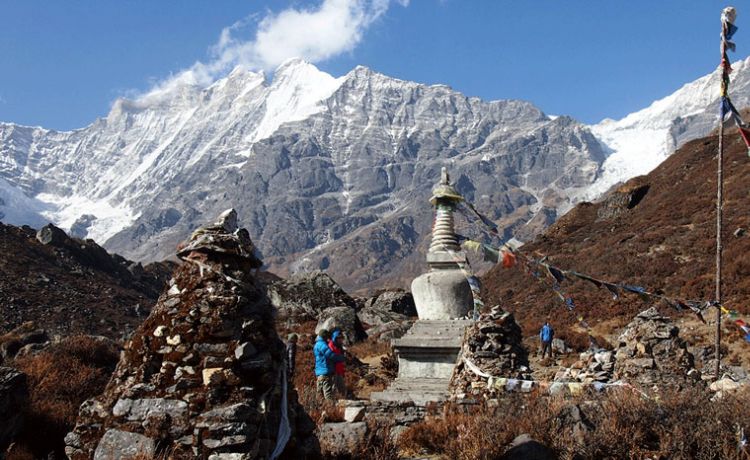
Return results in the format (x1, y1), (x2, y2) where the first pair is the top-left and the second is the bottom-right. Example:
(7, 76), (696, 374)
(374, 290), (416, 316)
(552, 338), (572, 354)
(501, 433), (556, 460)
(0, 367), (28, 450)
(112, 398), (188, 424)
(234, 342), (257, 360)
(36, 223), (69, 246)
(203, 368), (225, 386)
(344, 406), (365, 423)
(318, 422), (367, 456)
(611, 308), (700, 388)
(450, 308), (529, 398)
(365, 320), (413, 341)
(0, 325), (50, 361)
(316, 306), (365, 343)
(710, 378), (742, 392)
(267, 271), (357, 322)
(93, 429), (155, 460)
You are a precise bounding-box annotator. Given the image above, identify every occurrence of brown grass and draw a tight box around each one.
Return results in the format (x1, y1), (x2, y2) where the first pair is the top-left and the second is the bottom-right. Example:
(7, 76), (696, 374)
(399, 387), (750, 460)
(9, 335), (119, 459)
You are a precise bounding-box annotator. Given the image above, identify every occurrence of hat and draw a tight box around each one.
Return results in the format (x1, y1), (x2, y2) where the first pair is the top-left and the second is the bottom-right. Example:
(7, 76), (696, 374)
(318, 329), (330, 339)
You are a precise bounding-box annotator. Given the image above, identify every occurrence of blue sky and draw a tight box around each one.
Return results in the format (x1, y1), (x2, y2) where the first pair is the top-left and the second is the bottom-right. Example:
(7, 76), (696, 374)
(0, 1), (740, 130)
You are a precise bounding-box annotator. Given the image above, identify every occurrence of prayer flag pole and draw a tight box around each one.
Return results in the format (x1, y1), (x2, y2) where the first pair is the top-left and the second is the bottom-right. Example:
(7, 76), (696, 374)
(716, 6), (737, 380)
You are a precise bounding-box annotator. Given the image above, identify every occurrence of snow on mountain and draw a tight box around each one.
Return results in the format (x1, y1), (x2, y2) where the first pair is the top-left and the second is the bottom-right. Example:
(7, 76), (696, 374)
(2, 56), (749, 290)
(584, 56), (750, 199)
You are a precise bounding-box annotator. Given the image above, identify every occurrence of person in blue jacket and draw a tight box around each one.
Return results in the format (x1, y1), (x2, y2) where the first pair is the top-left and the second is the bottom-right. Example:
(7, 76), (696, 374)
(539, 321), (554, 360)
(313, 329), (344, 400)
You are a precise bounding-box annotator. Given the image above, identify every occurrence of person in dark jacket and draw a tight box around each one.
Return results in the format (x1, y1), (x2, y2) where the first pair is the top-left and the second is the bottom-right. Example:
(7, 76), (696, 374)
(313, 329), (343, 400)
(540, 322), (554, 360)
(286, 333), (298, 379)
(327, 330), (347, 398)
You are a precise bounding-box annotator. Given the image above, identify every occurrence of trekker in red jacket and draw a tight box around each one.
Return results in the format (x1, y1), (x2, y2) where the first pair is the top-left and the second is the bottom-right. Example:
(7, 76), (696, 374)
(327, 329), (347, 398)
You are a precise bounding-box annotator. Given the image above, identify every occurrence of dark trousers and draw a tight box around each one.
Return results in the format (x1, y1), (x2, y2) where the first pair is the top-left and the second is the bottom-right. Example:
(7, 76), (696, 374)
(541, 340), (553, 359)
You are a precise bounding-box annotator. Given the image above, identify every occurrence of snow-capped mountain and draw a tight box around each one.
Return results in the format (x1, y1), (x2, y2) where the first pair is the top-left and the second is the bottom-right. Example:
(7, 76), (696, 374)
(1, 56), (744, 290)
(586, 56), (750, 199)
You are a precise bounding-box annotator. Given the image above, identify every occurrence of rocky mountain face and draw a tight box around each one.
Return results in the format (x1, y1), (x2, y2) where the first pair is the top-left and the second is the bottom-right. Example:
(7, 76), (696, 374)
(0, 59), (605, 292)
(4, 57), (749, 292)
(0, 222), (172, 338)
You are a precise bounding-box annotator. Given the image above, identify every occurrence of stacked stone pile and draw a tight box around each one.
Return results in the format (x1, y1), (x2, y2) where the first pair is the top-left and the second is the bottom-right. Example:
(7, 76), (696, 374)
(450, 306), (530, 397)
(65, 210), (317, 460)
(612, 307), (700, 388)
(553, 350), (615, 384)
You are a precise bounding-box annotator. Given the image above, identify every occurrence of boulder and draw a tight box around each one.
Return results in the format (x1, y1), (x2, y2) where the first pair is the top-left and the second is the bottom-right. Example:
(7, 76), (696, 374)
(365, 320), (413, 342)
(710, 378), (742, 392)
(0, 367), (28, 450)
(318, 422), (367, 457)
(36, 223), (70, 246)
(316, 306), (366, 343)
(267, 271), (357, 322)
(93, 429), (155, 460)
(501, 434), (556, 460)
(360, 290), (417, 317)
(0, 323), (50, 361)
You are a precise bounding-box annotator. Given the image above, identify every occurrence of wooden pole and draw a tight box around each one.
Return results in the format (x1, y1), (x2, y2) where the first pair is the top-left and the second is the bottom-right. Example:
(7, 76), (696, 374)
(716, 107), (723, 381)
(715, 7), (734, 380)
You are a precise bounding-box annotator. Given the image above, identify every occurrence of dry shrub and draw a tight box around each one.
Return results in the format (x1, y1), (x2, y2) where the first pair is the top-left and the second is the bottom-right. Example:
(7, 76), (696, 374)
(348, 339), (391, 358)
(11, 335), (119, 458)
(297, 384), (344, 425)
(322, 419), (399, 460)
(398, 388), (750, 460)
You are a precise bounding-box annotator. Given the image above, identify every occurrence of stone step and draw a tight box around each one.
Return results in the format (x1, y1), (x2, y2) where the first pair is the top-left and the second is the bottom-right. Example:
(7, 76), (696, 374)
(370, 378), (451, 405)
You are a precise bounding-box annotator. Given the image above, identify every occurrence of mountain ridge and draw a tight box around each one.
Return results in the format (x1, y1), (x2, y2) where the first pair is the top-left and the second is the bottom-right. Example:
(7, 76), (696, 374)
(1, 58), (748, 291)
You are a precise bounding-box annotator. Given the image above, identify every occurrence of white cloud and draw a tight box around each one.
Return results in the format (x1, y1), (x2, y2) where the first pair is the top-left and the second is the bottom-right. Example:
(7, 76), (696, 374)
(134, 0), (408, 105)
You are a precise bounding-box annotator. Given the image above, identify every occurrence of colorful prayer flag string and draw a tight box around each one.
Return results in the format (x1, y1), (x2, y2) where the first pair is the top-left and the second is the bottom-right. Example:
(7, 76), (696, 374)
(719, 7), (750, 154)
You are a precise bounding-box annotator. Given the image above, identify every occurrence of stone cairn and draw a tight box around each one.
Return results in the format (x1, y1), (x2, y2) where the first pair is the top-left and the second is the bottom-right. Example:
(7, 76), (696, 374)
(65, 209), (317, 460)
(553, 350), (615, 385)
(450, 306), (530, 399)
(612, 307), (700, 388)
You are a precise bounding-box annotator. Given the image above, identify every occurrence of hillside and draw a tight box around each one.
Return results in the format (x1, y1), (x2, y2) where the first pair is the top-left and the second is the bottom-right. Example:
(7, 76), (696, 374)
(0, 223), (172, 338)
(483, 126), (750, 344)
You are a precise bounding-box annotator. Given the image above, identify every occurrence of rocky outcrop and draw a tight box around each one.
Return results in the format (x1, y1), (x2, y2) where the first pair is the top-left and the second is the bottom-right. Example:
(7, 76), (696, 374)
(0, 367), (28, 451)
(65, 210), (317, 459)
(450, 306), (530, 398)
(596, 180), (650, 221)
(356, 290), (415, 342)
(267, 271), (357, 323)
(1, 61), (606, 293)
(0, 322), (49, 364)
(613, 307), (700, 387)
(0, 222), (172, 339)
